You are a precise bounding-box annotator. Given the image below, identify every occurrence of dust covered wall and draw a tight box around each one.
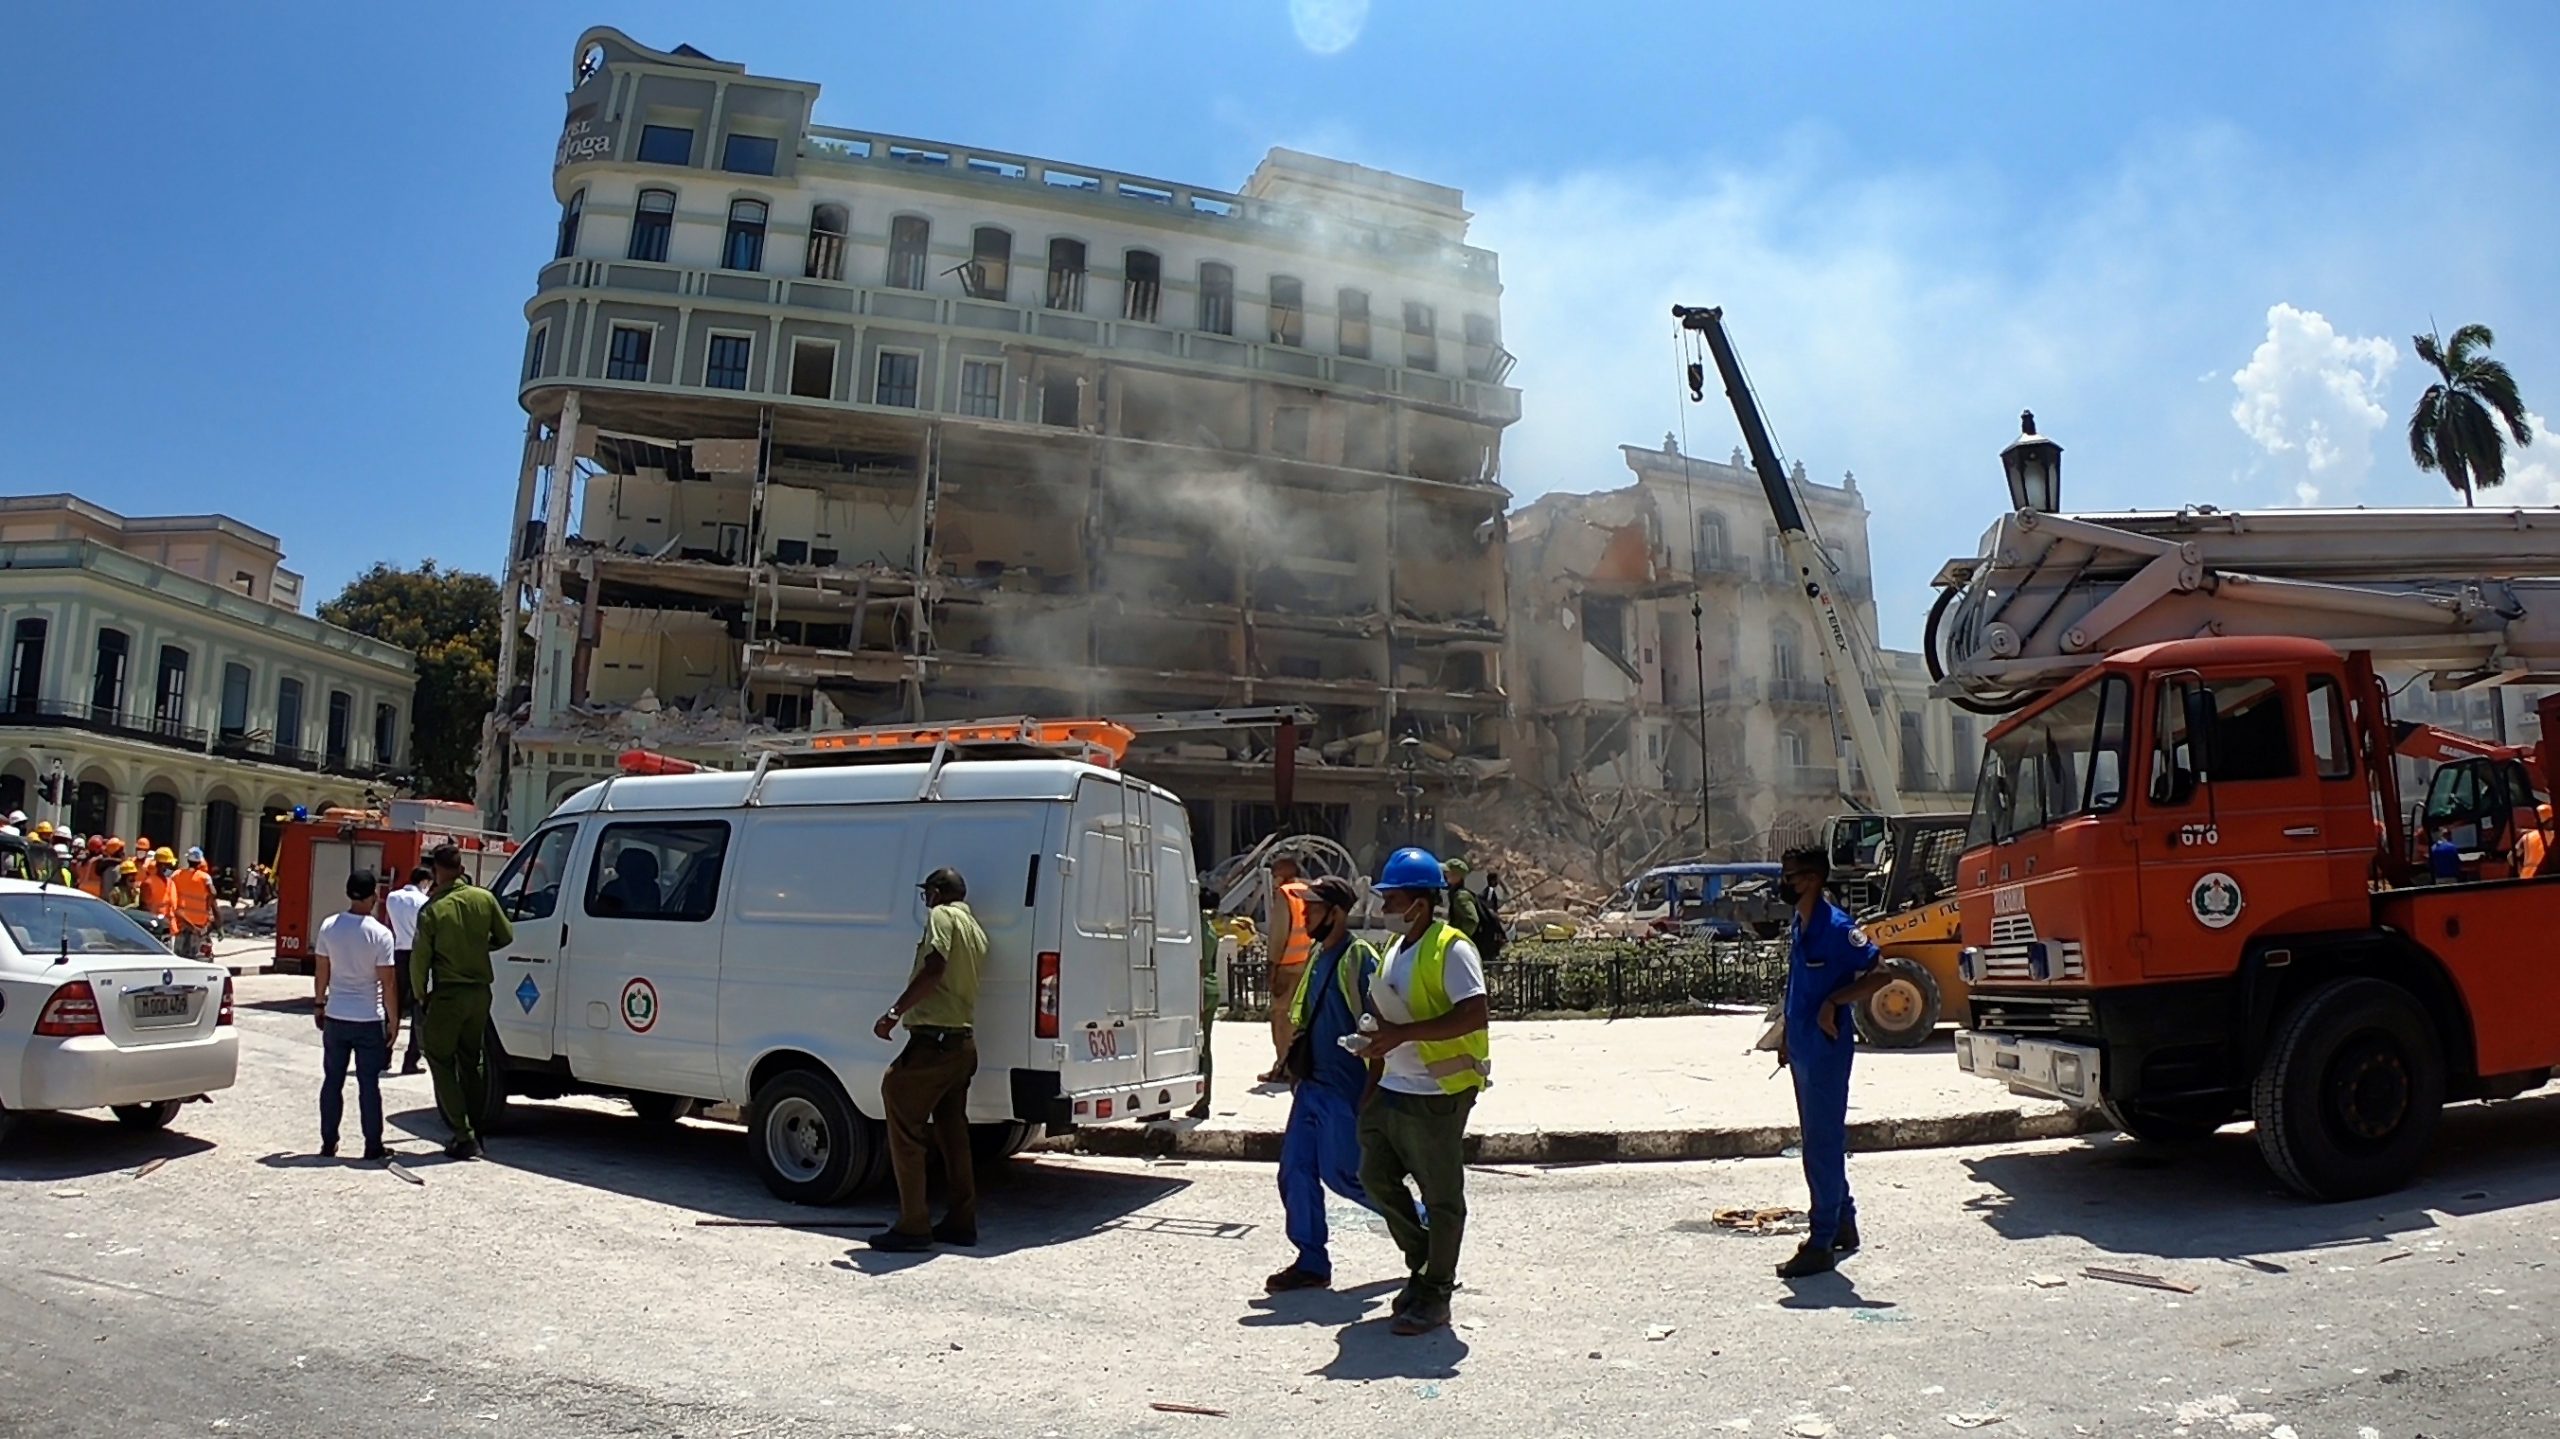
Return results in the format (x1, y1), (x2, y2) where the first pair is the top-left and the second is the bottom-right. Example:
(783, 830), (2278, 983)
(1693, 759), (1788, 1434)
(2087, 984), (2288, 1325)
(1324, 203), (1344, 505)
(587, 608), (736, 707)
(760, 483), (919, 570)
(1389, 492), (1502, 621)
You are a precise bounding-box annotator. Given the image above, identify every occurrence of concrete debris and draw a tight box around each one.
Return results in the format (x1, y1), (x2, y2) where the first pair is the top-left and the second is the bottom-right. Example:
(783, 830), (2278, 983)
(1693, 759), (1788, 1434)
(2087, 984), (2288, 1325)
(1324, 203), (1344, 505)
(131, 1158), (169, 1180)
(1788, 1417), (1835, 1438)
(1645, 1324), (1676, 1341)
(2025, 1273), (2067, 1288)
(1709, 1207), (1808, 1235)
(1943, 1412), (2006, 1429)
(2081, 1266), (2196, 1294)
(1148, 1401), (1228, 1418)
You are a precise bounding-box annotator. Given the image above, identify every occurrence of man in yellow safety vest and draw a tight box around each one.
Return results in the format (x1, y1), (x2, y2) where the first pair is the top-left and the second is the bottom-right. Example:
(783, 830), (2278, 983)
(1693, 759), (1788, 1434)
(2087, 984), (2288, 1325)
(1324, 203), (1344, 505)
(1356, 845), (1491, 1336)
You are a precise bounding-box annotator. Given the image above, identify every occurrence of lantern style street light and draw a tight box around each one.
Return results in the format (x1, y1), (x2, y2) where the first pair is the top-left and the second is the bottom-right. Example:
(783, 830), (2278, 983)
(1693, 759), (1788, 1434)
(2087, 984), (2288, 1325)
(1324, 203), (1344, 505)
(2001, 409), (2064, 514)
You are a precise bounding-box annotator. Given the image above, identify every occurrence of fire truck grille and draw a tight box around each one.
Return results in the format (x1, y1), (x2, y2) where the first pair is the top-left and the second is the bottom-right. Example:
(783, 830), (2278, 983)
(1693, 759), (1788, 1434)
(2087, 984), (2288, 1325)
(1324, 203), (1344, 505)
(1968, 995), (2097, 1034)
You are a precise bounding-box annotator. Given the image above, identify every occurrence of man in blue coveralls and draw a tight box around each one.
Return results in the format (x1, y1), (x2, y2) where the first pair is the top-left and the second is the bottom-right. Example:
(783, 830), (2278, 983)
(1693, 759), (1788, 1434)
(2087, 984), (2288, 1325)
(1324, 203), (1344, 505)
(1265, 875), (1384, 1292)
(1773, 843), (1891, 1279)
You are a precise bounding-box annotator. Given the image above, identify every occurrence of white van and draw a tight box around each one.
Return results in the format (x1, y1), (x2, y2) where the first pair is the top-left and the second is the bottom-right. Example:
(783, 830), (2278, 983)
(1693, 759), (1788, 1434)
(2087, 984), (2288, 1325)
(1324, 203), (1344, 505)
(476, 745), (1204, 1204)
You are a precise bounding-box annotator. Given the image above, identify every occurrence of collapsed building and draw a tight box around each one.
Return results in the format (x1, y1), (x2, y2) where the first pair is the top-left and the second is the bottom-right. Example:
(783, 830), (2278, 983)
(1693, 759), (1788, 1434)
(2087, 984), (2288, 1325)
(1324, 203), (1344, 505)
(1507, 438), (1975, 873)
(480, 28), (1521, 862)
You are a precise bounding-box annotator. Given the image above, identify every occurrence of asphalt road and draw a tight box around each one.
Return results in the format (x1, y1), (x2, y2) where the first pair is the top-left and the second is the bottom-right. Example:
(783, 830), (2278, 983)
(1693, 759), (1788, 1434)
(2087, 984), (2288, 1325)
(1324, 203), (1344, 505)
(2, 975), (2554, 1438)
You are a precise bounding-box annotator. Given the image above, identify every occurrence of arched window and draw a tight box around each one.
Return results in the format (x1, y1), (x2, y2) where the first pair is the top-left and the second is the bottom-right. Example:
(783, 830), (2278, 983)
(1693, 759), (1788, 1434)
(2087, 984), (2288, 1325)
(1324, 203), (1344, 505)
(1778, 728), (1809, 768)
(628, 188), (675, 262)
(1765, 529), (1788, 576)
(1695, 511), (1728, 566)
(721, 199), (767, 272)
(966, 227), (1011, 300)
(1197, 262), (1234, 335)
(804, 203), (847, 280)
(555, 188), (584, 259)
(1045, 238), (1087, 311)
(1772, 626), (1801, 681)
(886, 215), (930, 290)
(1122, 249), (1161, 322)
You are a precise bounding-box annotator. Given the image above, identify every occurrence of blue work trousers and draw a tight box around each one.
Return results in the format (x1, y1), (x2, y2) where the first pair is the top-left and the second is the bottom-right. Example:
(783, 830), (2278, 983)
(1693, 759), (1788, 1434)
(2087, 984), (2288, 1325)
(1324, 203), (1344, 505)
(1789, 1035), (1857, 1247)
(320, 1016), (391, 1151)
(1279, 1081), (1374, 1277)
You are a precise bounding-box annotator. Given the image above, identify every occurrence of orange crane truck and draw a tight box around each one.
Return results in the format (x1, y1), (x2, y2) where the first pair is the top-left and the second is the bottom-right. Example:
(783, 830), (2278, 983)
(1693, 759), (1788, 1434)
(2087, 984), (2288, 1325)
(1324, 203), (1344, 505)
(1930, 420), (2560, 1198)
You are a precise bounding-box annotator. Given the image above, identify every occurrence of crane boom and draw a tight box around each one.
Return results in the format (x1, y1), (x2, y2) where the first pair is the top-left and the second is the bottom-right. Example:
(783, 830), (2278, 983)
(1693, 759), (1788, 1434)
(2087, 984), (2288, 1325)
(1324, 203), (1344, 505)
(1930, 504), (2560, 711)
(1675, 304), (1906, 816)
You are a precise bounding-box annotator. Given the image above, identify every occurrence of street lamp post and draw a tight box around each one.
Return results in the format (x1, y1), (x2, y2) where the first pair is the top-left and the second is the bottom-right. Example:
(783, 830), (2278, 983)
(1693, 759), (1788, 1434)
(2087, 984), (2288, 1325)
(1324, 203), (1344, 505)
(1396, 735), (1423, 848)
(2001, 410), (2065, 514)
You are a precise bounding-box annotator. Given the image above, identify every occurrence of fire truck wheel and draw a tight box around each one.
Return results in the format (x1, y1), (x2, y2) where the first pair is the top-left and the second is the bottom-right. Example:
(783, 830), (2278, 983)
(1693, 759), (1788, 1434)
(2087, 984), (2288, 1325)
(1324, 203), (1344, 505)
(1853, 958), (1943, 1048)
(629, 1092), (701, 1125)
(750, 1067), (879, 1205)
(2097, 1099), (2221, 1145)
(2252, 978), (2445, 1201)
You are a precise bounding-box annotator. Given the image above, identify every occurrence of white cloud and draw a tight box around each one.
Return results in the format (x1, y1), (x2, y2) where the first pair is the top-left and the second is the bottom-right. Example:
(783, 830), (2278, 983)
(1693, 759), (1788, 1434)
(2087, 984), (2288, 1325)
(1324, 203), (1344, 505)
(2499, 412), (2558, 505)
(2228, 303), (2397, 493)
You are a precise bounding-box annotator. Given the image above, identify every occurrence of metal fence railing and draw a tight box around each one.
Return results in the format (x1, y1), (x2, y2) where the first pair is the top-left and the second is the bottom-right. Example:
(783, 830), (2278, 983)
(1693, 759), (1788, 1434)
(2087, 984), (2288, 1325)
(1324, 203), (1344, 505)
(1219, 937), (1790, 1021)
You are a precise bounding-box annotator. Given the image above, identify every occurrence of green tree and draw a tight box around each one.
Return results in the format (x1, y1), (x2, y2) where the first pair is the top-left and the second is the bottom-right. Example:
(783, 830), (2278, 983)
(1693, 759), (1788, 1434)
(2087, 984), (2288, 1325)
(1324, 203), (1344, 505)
(319, 561), (503, 800)
(2408, 324), (2534, 506)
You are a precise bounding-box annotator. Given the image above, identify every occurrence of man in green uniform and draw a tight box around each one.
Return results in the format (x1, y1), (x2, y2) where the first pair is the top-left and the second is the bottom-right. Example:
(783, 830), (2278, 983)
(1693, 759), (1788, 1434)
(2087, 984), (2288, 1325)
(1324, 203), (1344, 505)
(870, 867), (989, 1252)
(410, 843), (514, 1160)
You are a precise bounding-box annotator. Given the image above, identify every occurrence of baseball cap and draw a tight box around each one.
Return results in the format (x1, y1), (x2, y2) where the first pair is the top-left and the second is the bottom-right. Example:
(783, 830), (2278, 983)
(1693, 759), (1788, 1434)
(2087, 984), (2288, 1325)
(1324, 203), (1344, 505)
(1308, 875), (1360, 910)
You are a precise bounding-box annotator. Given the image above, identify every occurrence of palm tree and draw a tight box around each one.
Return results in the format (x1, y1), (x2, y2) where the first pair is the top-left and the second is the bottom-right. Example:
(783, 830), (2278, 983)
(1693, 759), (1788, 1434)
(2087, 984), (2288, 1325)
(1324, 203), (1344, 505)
(2408, 324), (2534, 506)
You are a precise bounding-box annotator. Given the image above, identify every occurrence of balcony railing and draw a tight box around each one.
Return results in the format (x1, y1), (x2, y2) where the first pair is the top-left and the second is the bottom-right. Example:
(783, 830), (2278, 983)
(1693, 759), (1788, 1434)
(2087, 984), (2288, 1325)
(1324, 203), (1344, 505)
(1691, 551), (1759, 583)
(266, 741), (321, 771)
(1767, 676), (1832, 706)
(0, 697), (208, 750)
(1780, 764), (1840, 793)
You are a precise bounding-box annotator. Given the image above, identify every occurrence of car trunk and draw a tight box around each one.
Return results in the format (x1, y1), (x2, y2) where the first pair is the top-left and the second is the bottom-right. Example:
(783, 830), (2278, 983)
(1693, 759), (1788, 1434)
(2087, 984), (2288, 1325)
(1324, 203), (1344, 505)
(83, 961), (225, 1048)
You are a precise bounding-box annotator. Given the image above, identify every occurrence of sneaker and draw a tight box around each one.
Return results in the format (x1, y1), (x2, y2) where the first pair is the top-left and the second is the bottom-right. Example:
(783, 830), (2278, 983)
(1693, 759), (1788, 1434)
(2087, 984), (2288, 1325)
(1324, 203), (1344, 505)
(1776, 1241), (1838, 1279)
(1391, 1293), (1451, 1335)
(1831, 1219), (1861, 1255)
(931, 1219), (979, 1248)
(869, 1228), (933, 1253)
(1264, 1266), (1330, 1293)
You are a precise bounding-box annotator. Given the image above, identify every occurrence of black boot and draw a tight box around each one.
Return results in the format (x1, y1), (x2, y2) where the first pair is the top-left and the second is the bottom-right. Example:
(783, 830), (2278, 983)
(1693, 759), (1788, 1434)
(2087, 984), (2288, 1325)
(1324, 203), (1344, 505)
(1776, 1241), (1837, 1279)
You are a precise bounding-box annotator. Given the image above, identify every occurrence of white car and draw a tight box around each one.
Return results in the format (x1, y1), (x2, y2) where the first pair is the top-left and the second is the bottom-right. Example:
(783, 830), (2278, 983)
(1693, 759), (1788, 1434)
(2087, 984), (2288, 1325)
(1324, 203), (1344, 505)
(0, 878), (237, 1147)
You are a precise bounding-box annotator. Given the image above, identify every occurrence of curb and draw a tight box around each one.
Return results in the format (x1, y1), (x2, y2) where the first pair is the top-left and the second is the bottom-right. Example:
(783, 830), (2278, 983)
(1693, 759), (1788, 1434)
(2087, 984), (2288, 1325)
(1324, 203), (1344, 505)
(1069, 1105), (2110, 1164)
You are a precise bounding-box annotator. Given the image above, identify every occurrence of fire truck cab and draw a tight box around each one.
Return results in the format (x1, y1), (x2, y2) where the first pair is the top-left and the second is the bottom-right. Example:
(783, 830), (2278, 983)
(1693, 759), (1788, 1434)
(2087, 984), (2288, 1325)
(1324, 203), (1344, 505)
(1952, 634), (2560, 1199)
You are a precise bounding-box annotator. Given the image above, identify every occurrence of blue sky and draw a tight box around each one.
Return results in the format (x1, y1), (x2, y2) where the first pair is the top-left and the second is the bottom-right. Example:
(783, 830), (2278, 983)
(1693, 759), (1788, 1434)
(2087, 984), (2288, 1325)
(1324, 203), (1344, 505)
(6, 3), (2555, 648)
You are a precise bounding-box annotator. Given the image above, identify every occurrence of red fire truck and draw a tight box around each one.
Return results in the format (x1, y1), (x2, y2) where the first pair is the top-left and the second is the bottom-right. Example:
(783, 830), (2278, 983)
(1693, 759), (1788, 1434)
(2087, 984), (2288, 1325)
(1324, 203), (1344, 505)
(270, 800), (517, 972)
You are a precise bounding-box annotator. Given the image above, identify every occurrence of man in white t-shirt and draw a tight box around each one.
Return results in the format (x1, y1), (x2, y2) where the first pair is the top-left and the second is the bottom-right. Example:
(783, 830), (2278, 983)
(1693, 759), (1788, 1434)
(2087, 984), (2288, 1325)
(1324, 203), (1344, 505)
(313, 871), (402, 1161)
(1355, 845), (1492, 1337)
(380, 867), (431, 1074)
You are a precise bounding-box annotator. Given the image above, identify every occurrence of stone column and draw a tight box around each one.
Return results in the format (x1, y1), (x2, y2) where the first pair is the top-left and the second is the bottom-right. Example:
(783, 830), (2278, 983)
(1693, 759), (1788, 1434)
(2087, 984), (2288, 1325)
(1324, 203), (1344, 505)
(178, 800), (207, 857)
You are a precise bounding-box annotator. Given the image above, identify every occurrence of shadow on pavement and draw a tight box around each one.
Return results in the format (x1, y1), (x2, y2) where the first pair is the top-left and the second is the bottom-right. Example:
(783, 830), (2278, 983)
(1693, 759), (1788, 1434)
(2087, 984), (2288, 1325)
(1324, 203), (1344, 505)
(1316, 1316), (1470, 1381)
(0, 1112), (217, 1181)
(1777, 1270), (1897, 1310)
(381, 1098), (1192, 1252)
(1237, 1277), (1403, 1328)
(1960, 1091), (2560, 1259)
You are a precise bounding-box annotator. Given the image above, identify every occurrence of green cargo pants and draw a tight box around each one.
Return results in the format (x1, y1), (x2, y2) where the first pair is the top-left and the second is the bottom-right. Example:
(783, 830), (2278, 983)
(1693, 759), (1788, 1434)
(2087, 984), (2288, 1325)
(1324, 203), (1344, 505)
(419, 983), (492, 1145)
(1357, 1089), (1476, 1299)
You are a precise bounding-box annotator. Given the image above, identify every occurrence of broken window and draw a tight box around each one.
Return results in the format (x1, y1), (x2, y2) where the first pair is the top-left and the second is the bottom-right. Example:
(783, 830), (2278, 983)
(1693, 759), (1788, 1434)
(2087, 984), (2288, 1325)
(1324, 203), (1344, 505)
(875, 350), (920, 408)
(959, 359), (1003, 419)
(1197, 262), (1234, 335)
(886, 215), (930, 290)
(805, 203), (847, 280)
(788, 339), (835, 399)
(326, 690), (353, 768)
(90, 628), (129, 716)
(1046, 238), (1086, 311)
(1268, 275), (1304, 346)
(555, 188), (584, 259)
(275, 677), (305, 753)
(153, 646), (188, 733)
(1403, 301), (1437, 370)
(217, 660), (248, 739)
(1695, 511), (1728, 566)
(1338, 288), (1371, 358)
(1123, 249), (1162, 323)
(706, 334), (752, 390)
(1464, 312), (1513, 381)
(636, 123), (692, 165)
(628, 188), (675, 262)
(1040, 371), (1079, 428)
(965, 226), (1011, 300)
(1581, 597), (1628, 660)
(760, 691), (809, 730)
(1272, 406), (1311, 458)
(606, 324), (652, 382)
(721, 199), (767, 271)
(721, 132), (777, 176)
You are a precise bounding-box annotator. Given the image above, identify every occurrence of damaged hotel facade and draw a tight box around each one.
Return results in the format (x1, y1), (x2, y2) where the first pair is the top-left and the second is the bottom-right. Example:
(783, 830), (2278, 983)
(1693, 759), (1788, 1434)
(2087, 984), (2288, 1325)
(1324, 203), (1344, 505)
(484, 29), (1520, 860)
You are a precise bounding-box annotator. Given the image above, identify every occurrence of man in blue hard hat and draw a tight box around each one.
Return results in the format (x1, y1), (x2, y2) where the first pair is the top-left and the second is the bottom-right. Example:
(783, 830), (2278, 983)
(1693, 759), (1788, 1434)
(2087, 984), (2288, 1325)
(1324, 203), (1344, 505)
(1265, 875), (1384, 1294)
(1772, 842), (1889, 1279)
(1355, 846), (1491, 1336)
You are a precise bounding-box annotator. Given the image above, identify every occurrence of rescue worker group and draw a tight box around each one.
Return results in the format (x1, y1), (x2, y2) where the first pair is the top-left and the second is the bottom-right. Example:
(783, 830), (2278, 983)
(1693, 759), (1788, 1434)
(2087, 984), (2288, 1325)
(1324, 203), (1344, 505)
(4, 811), (226, 956)
(29, 809), (1883, 1339)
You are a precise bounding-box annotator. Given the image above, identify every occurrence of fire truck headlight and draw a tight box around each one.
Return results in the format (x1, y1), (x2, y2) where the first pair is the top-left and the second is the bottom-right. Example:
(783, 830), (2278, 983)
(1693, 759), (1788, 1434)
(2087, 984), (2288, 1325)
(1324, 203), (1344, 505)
(2053, 1050), (2085, 1098)
(2026, 941), (2052, 981)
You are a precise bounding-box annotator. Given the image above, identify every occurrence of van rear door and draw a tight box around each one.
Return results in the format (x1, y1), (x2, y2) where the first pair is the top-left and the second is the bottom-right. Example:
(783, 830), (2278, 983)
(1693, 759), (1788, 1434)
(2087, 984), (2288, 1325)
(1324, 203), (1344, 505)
(1058, 776), (1203, 1101)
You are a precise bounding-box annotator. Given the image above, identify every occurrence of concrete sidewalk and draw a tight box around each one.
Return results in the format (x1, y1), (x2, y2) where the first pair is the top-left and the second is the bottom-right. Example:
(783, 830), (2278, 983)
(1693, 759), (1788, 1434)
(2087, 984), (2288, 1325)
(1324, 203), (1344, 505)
(1073, 1014), (2102, 1164)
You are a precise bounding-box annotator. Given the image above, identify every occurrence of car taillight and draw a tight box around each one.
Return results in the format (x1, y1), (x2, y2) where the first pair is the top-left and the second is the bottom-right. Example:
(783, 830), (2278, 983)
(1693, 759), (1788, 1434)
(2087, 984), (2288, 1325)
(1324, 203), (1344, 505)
(1035, 951), (1061, 1039)
(35, 980), (104, 1037)
(218, 975), (235, 1026)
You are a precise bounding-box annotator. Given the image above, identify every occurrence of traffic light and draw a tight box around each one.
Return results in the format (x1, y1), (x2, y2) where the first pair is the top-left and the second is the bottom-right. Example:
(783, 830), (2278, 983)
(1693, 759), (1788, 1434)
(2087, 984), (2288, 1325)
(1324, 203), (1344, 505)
(37, 774), (64, 805)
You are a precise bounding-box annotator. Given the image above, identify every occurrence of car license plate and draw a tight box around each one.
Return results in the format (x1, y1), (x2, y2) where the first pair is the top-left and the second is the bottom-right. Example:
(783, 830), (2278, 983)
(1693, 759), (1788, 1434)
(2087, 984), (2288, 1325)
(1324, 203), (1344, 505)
(132, 990), (193, 1024)
(1085, 1027), (1122, 1060)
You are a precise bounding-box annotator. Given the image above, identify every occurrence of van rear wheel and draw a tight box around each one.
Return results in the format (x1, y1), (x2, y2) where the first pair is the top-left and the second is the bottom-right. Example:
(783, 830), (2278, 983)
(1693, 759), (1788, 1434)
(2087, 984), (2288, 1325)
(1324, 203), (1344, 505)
(751, 1068), (879, 1205)
(2252, 978), (2444, 1201)
(970, 1121), (1042, 1168)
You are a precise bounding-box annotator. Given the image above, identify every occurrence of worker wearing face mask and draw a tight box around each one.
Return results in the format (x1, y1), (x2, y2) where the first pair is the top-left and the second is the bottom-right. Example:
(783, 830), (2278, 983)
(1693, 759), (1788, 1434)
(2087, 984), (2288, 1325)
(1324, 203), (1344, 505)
(1355, 846), (1491, 1337)
(1771, 843), (1890, 1279)
(1264, 875), (1384, 1295)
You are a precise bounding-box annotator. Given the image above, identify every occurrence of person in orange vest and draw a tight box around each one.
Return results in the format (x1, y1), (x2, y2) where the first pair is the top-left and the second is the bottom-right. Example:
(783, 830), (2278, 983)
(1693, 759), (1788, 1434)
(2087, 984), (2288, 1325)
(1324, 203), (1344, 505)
(1259, 852), (1316, 1085)
(75, 837), (108, 897)
(2516, 804), (2555, 879)
(138, 848), (179, 932)
(173, 847), (221, 959)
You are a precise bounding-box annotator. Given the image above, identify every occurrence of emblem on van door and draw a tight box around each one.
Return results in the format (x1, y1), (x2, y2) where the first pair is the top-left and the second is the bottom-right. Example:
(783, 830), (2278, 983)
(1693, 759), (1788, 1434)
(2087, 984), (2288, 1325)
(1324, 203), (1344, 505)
(2190, 872), (2245, 930)
(620, 977), (659, 1033)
